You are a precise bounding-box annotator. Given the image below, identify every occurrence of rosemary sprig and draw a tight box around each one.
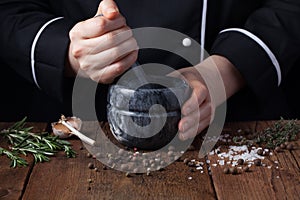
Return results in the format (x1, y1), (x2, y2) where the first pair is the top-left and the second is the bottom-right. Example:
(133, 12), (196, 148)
(0, 117), (77, 168)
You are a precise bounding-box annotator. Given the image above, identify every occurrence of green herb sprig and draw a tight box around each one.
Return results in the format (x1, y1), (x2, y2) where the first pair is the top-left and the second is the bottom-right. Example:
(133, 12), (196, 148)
(0, 117), (76, 168)
(233, 118), (299, 149)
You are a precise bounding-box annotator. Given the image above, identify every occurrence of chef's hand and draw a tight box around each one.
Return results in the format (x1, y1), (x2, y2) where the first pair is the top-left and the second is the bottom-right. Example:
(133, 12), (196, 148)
(66, 0), (138, 83)
(171, 55), (245, 141)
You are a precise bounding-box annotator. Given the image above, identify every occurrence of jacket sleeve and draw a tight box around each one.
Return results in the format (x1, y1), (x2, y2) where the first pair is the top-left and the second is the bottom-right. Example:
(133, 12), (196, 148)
(0, 0), (75, 102)
(210, 0), (300, 102)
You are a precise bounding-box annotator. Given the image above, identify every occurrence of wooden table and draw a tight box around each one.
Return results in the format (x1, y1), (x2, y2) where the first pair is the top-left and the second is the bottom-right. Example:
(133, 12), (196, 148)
(0, 121), (299, 200)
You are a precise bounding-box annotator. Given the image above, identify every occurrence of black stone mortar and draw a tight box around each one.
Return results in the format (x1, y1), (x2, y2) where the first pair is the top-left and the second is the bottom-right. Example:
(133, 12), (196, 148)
(107, 75), (191, 150)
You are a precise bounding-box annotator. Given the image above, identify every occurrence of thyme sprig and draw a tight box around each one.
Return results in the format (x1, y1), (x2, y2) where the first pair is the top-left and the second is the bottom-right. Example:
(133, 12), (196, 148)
(233, 118), (299, 149)
(0, 117), (76, 168)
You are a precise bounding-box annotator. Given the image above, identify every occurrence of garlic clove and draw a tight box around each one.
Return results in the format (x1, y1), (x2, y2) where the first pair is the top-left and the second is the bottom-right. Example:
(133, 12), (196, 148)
(66, 116), (82, 131)
(51, 122), (72, 138)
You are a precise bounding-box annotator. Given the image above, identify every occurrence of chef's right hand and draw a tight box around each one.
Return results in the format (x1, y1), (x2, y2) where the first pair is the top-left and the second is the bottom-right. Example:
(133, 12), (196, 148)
(66, 0), (138, 83)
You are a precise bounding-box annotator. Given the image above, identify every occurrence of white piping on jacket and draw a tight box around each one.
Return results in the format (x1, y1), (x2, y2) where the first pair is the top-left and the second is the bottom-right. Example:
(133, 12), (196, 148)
(30, 17), (64, 89)
(220, 28), (282, 86)
(200, 0), (208, 62)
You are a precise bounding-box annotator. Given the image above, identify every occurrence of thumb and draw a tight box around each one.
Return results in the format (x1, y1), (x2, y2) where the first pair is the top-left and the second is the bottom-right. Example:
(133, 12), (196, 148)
(96, 0), (120, 19)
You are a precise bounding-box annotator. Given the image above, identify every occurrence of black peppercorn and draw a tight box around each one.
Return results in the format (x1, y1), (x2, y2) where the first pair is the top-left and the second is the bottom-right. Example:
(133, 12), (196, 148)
(243, 166), (250, 172)
(254, 159), (261, 166)
(237, 158), (244, 165)
(188, 162), (195, 167)
(88, 162), (94, 169)
(183, 158), (189, 165)
(102, 166), (107, 170)
(257, 149), (263, 156)
(86, 153), (92, 158)
(125, 172), (131, 177)
(223, 167), (230, 174)
(230, 167), (238, 175)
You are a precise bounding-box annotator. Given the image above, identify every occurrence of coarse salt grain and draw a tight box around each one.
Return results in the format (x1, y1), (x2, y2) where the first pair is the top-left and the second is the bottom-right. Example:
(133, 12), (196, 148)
(188, 176), (193, 180)
(212, 164), (217, 167)
(218, 160), (225, 166)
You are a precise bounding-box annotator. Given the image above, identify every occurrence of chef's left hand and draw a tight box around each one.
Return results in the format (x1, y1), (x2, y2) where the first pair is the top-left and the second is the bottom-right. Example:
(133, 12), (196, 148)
(170, 55), (246, 141)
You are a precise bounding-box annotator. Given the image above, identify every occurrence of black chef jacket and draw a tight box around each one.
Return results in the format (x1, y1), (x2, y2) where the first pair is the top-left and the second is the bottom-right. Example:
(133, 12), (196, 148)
(0, 0), (299, 122)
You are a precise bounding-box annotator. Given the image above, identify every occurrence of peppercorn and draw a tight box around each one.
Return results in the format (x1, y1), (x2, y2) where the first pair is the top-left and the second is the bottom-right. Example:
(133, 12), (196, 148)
(133, 168), (139, 174)
(263, 151), (269, 156)
(286, 143), (294, 150)
(188, 162), (195, 167)
(174, 155), (180, 161)
(243, 166), (250, 172)
(167, 151), (174, 157)
(94, 168), (99, 172)
(183, 158), (189, 165)
(230, 167), (238, 175)
(237, 158), (244, 165)
(284, 141), (289, 146)
(86, 153), (92, 158)
(87, 179), (92, 183)
(118, 149), (125, 156)
(168, 146), (175, 151)
(125, 172), (131, 177)
(280, 143), (286, 149)
(150, 163), (156, 169)
(190, 168), (195, 173)
(149, 159), (155, 165)
(102, 166), (107, 170)
(157, 166), (164, 171)
(274, 146), (281, 152)
(88, 162), (94, 169)
(257, 149), (264, 156)
(79, 146), (84, 150)
(223, 167), (230, 174)
(254, 159), (261, 166)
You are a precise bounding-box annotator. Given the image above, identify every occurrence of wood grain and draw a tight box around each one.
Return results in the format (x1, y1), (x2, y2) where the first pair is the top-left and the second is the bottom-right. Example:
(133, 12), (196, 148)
(22, 122), (216, 200)
(0, 122), (47, 200)
(2, 121), (300, 200)
(208, 121), (300, 200)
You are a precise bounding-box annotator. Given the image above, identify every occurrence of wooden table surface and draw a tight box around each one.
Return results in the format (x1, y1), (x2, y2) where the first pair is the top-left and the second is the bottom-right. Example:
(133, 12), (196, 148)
(0, 121), (299, 200)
